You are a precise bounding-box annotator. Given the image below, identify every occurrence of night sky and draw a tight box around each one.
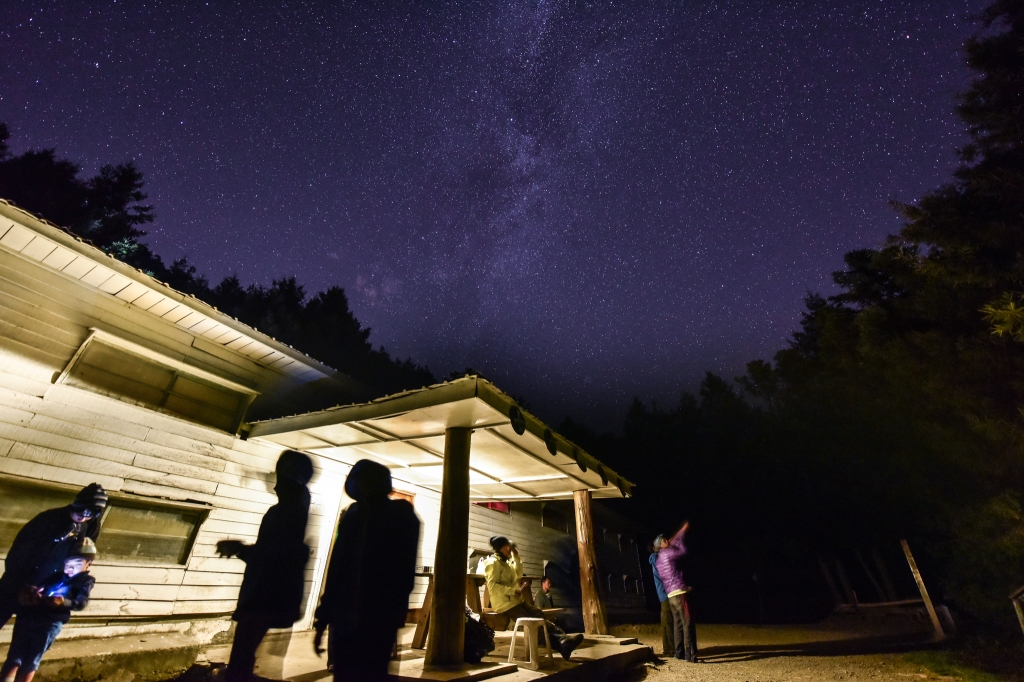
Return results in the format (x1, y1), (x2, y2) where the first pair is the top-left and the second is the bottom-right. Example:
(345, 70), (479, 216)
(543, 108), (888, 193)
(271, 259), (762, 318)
(1, 1), (981, 426)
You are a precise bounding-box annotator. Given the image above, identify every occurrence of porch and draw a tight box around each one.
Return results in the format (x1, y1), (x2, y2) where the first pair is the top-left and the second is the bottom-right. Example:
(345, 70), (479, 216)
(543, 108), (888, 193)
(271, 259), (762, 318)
(248, 375), (640, 670)
(200, 627), (652, 682)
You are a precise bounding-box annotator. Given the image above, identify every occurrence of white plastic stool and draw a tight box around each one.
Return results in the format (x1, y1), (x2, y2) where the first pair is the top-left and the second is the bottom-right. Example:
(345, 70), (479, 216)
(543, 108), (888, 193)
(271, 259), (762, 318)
(507, 617), (553, 670)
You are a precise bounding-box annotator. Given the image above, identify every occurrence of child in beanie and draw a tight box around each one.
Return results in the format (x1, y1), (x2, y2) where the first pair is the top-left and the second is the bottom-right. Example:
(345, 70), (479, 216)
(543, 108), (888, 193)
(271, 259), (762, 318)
(0, 538), (97, 682)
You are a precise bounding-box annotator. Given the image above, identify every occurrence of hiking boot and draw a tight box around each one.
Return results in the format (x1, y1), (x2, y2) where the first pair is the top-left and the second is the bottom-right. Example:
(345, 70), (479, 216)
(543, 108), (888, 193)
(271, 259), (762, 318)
(559, 633), (584, 660)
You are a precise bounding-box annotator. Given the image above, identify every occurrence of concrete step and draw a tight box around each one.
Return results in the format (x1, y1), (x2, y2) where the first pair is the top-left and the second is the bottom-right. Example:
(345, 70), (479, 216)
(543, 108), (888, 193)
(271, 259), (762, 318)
(0, 632), (201, 682)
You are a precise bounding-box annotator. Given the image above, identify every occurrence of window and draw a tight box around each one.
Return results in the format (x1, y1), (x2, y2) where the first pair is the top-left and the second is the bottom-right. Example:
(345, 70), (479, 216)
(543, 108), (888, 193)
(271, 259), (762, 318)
(60, 329), (257, 433)
(97, 498), (207, 565)
(0, 477), (208, 565)
(541, 505), (570, 533)
(474, 501), (510, 514)
(0, 479), (75, 555)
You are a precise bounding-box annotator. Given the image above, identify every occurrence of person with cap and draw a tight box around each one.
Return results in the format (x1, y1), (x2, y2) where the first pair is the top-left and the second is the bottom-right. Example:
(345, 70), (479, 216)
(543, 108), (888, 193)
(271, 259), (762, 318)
(482, 535), (584, 660)
(0, 483), (107, 632)
(649, 535), (673, 656)
(654, 521), (699, 663)
(217, 450), (314, 682)
(0, 537), (97, 682)
(313, 459), (420, 682)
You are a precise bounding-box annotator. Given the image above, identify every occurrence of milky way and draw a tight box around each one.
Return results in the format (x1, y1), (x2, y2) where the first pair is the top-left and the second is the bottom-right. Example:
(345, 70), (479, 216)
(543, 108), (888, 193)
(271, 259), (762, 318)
(1, 1), (981, 425)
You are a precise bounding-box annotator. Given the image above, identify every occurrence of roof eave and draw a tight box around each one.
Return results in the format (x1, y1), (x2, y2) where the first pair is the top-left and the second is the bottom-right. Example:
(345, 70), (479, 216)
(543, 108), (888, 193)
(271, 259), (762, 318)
(0, 198), (340, 380)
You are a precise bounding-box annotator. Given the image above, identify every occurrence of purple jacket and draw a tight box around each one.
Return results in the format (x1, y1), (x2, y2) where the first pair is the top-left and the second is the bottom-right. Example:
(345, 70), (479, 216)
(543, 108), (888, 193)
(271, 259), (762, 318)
(654, 532), (688, 595)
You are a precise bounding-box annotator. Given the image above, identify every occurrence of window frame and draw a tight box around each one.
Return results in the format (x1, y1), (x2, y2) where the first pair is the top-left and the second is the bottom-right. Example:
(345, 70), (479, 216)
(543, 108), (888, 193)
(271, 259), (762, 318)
(56, 328), (259, 434)
(0, 474), (211, 567)
(541, 503), (570, 534)
(473, 501), (511, 515)
(95, 492), (211, 567)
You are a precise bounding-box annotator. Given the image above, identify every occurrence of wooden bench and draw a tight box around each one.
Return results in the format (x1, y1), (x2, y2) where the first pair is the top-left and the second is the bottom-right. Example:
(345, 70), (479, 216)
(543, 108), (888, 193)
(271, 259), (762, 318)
(412, 572), (566, 647)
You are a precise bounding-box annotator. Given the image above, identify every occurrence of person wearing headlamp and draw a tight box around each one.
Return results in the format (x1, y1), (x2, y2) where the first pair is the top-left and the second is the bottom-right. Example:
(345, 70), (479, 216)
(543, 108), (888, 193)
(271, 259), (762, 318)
(0, 483), (107, 633)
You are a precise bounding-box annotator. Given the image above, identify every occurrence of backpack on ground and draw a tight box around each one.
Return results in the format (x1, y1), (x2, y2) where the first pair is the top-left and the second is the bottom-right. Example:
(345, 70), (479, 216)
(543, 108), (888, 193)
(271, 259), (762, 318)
(463, 607), (496, 663)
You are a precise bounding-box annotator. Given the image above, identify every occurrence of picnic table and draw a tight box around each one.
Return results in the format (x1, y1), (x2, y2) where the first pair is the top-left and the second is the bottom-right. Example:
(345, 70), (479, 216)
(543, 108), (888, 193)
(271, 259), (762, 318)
(411, 572), (561, 649)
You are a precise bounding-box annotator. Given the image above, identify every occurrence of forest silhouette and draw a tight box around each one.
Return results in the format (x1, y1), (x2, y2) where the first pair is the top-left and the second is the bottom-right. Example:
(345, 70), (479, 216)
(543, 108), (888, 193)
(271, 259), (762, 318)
(0, 125), (434, 399)
(565, 0), (1024, 635)
(1, 0), (1022, 639)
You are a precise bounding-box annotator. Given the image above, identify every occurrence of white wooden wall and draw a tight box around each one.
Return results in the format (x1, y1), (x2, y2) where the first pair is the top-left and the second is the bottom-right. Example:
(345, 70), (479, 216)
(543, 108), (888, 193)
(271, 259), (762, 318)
(386, 485), (580, 609)
(0, 243), (349, 642)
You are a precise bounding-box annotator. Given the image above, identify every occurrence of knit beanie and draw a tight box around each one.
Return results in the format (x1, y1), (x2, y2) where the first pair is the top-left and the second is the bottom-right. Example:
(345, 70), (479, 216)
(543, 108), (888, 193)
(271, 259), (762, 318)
(68, 537), (97, 560)
(71, 483), (108, 514)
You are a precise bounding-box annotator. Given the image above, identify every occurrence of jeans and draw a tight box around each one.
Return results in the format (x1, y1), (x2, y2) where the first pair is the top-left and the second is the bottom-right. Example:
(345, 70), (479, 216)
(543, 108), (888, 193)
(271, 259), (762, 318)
(667, 594), (697, 661)
(659, 600), (673, 655)
(4, 617), (63, 673)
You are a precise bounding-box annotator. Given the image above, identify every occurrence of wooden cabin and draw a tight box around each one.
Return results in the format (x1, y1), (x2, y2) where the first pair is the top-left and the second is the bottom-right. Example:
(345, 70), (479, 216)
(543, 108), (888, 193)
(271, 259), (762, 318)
(0, 199), (644, 653)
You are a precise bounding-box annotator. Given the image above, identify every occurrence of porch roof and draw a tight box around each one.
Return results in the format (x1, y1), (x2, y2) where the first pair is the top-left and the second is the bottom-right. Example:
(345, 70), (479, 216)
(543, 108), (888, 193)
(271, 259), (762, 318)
(247, 376), (634, 501)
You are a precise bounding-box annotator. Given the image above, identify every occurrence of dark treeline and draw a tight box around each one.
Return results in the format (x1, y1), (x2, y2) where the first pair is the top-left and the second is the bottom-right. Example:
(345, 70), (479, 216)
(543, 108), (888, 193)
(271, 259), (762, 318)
(0, 126), (434, 397)
(567, 0), (1024, 634)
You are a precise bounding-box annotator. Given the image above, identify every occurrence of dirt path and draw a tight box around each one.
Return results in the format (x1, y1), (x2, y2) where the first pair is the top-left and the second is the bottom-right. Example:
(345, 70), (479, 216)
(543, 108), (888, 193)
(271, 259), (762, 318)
(614, 616), (976, 682)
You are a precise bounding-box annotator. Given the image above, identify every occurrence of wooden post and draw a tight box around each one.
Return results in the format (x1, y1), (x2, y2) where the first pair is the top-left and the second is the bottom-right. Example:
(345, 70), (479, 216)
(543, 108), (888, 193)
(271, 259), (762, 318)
(424, 427), (472, 666)
(574, 489), (609, 635)
(1011, 586), (1024, 648)
(834, 558), (858, 607)
(871, 548), (899, 602)
(465, 575), (483, 614)
(855, 549), (887, 603)
(818, 557), (845, 606)
(901, 539), (944, 640)
(411, 576), (434, 649)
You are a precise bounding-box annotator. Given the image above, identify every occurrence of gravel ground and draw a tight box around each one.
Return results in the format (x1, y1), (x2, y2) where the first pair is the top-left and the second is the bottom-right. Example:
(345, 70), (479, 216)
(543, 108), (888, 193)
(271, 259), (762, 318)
(612, 613), (968, 682)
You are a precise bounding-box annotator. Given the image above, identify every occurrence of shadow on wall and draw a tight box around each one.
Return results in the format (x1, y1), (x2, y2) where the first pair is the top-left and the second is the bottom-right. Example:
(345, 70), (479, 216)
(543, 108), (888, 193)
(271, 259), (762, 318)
(546, 535), (584, 631)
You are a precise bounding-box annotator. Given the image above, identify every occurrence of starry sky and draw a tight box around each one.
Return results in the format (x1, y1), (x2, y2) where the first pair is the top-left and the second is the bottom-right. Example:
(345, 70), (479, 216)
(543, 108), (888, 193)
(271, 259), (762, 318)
(1, 1), (982, 426)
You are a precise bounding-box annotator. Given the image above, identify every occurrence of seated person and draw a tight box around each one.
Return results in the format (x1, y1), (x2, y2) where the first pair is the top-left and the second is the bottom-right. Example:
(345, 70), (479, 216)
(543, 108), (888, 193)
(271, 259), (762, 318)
(534, 576), (555, 609)
(482, 536), (583, 660)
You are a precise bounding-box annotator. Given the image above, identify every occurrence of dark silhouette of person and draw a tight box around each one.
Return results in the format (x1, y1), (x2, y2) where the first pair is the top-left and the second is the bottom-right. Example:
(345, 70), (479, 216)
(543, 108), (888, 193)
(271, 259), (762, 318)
(313, 459), (420, 682)
(0, 483), (107, 631)
(217, 450), (313, 682)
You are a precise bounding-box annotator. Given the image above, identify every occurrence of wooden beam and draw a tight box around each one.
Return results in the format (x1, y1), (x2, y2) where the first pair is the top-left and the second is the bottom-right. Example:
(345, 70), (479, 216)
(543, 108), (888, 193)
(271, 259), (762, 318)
(818, 557), (845, 606)
(834, 558), (858, 607)
(424, 427), (472, 665)
(1007, 593), (1024, 647)
(901, 539), (944, 640)
(411, 576), (434, 650)
(573, 489), (609, 635)
(871, 548), (899, 602)
(855, 549), (887, 603)
(1012, 596), (1024, 649)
